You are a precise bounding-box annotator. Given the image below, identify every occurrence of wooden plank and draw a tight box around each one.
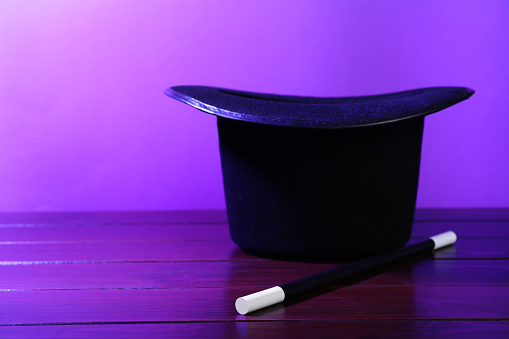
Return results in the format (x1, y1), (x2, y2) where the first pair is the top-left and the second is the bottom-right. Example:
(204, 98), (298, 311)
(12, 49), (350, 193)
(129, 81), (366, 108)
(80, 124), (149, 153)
(1, 286), (508, 325)
(1, 238), (508, 263)
(0, 240), (250, 262)
(1, 321), (509, 338)
(1, 221), (508, 242)
(0, 260), (507, 291)
(0, 208), (507, 225)
(0, 210), (228, 225)
(413, 221), (509, 238)
(414, 208), (509, 221)
(0, 224), (231, 242)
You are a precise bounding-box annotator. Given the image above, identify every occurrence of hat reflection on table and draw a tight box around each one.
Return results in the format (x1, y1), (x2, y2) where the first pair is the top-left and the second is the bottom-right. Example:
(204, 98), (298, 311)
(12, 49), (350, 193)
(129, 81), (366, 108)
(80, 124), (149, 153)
(166, 85), (474, 260)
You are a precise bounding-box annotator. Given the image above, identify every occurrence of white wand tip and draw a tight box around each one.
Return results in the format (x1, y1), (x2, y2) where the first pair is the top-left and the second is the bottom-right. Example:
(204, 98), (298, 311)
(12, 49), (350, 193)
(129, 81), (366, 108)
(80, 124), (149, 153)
(235, 286), (285, 315)
(430, 231), (457, 250)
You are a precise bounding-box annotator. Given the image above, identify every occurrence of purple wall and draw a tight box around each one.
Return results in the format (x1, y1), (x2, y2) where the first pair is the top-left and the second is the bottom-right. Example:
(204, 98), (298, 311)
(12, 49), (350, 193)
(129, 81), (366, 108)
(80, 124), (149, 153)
(0, 0), (508, 211)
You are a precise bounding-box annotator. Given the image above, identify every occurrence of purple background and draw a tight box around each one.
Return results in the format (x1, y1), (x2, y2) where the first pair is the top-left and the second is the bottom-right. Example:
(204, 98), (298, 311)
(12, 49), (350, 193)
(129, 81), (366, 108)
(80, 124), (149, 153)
(0, 0), (507, 212)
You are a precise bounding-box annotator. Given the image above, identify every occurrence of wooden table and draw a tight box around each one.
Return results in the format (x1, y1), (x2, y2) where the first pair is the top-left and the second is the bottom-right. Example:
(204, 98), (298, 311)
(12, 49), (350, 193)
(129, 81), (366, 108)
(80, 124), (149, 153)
(1, 209), (508, 337)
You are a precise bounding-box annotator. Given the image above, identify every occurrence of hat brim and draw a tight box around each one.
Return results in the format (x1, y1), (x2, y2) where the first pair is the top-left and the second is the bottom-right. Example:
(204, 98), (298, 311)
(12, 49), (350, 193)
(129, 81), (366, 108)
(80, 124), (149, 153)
(165, 85), (474, 129)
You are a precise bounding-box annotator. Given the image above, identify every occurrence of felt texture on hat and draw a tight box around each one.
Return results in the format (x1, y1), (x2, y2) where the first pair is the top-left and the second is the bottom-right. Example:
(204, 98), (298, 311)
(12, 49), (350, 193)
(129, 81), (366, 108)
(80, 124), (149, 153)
(166, 85), (474, 128)
(217, 116), (424, 259)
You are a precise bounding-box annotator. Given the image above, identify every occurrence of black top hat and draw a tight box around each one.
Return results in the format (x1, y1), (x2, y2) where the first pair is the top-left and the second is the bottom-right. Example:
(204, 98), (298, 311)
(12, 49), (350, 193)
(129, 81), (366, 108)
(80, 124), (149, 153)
(166, 85), (474, 260)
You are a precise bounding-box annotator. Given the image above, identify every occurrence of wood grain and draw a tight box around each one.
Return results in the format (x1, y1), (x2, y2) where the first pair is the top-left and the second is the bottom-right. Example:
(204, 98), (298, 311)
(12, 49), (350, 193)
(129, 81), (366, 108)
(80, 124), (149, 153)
(1, 238), (508, 263)
(0, 209), (508, 338)
(0, 223), (231, 242)
(1, 208), (507, 225)
(414, 208), (509, 221)
(1, 221), (508, 242)
(0, 210), (228, 225)
(2, 321), (509, 338)
(1, 260), (508, 291)
(1, 286), (508, 325)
